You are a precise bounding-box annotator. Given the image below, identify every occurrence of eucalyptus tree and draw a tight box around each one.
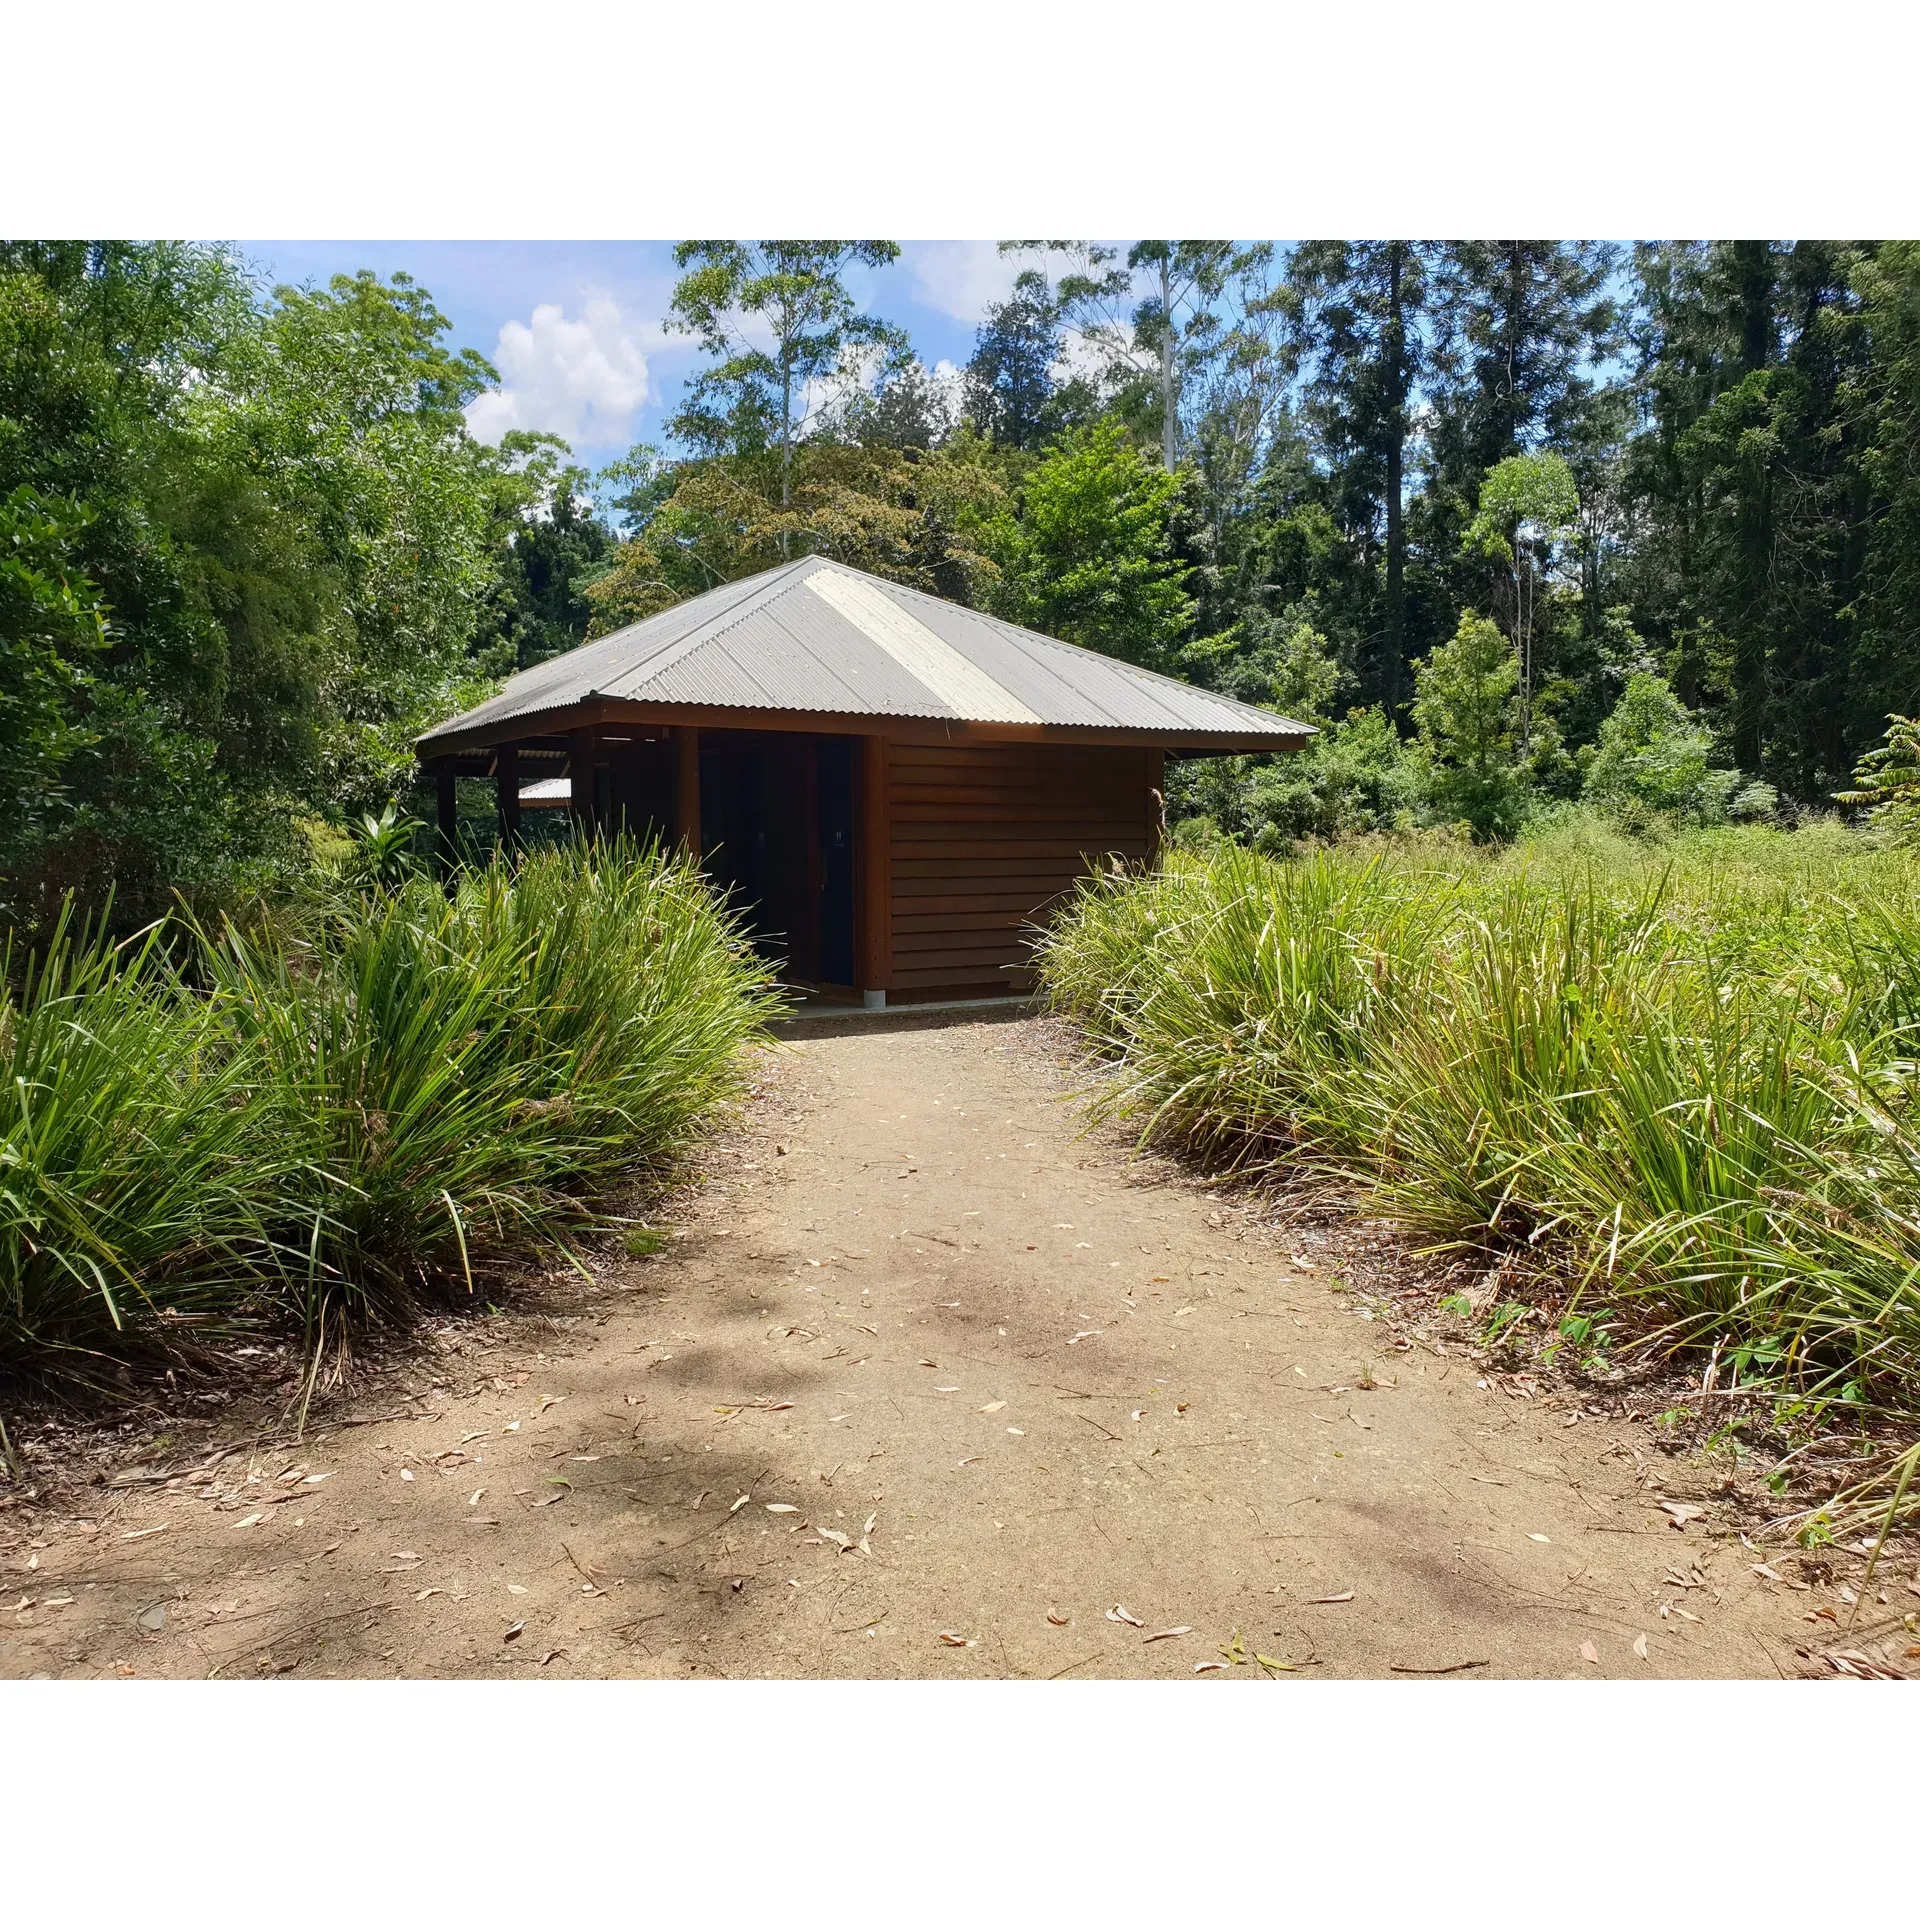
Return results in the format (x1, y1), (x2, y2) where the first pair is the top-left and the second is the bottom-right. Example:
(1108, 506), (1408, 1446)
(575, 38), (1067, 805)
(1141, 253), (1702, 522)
(664, 242), (907, 515)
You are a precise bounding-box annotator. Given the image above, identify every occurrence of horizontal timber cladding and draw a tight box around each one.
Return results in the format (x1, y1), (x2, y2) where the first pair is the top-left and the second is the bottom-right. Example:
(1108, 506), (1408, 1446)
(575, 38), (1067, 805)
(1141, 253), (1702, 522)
(886, 741), (1150, 992)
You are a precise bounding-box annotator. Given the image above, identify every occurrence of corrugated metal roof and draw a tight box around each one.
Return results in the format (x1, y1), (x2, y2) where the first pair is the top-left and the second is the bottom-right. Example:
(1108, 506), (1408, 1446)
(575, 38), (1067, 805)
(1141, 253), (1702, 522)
(420, 556), (1313, 747)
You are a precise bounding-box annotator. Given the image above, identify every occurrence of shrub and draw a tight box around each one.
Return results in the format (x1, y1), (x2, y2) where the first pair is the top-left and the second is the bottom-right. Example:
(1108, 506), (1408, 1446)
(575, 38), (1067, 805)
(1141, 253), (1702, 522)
(0, 838), (774, 1372)
(1411, 614), (1531, 841)
(1584, 672), (1738, 824)
(1039, 831), (1920, 1415)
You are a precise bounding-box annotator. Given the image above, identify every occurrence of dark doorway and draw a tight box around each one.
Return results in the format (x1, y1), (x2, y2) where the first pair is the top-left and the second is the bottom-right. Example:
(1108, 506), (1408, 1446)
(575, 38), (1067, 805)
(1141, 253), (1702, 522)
(695, 734), (819, 981)
(817, 737), (854, 985)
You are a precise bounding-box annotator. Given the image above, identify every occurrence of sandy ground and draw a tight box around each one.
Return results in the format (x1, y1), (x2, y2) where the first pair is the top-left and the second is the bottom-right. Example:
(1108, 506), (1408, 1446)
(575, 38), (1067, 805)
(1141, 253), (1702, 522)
(2, 1009), (1889, 1681)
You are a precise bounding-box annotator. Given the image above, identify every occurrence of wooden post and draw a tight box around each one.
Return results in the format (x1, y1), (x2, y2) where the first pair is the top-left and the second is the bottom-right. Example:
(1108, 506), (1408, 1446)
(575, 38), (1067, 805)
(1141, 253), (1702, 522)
(673, 725), (701, 859)
(859, 733), (890, 1007)
(570, 730), (597, 840)
(1144, 745), (1166, 867)
(495, 742), (520, 861)
(433, 756), (457, 880)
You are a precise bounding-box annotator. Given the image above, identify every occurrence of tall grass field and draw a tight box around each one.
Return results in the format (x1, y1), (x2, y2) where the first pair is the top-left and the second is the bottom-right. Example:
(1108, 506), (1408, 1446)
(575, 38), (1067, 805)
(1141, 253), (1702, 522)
(1039, 820), (1920, 1424)
(1, 839), (775, 1376)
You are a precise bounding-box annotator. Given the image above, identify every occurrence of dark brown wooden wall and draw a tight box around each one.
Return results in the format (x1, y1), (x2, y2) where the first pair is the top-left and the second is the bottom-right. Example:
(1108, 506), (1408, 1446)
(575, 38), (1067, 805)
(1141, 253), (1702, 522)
(887, 741), (1151, 996)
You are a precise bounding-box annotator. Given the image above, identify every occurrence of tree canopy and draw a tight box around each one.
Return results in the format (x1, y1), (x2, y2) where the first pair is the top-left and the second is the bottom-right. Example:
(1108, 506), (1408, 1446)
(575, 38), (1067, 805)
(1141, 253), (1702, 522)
(11, 234), (1920, 934)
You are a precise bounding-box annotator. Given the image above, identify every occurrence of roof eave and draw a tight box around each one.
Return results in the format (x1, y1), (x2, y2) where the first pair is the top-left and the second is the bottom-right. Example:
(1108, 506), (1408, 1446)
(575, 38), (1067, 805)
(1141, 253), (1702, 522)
(414, 696), (1313, 761)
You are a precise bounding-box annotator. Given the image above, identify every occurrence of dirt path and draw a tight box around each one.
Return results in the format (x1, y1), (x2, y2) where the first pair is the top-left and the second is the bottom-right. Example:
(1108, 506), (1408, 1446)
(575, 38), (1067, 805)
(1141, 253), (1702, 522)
(2, 1010), (1835, 1680)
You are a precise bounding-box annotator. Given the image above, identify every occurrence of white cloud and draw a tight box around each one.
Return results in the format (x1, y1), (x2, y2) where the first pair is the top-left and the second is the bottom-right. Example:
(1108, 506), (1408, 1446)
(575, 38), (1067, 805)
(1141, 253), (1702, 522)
(903, 241), (1028, 323)
(465, 294), (651, 451)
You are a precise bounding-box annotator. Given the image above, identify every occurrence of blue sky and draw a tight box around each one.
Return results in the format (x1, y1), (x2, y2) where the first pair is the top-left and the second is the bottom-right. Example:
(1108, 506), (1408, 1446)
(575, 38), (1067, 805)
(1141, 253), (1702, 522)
(242, 240), (1039, 471)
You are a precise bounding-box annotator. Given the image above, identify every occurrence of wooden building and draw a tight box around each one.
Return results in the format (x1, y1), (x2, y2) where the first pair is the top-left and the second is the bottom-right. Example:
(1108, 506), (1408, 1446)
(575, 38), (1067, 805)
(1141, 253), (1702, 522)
(416, 557), (1311, 1006)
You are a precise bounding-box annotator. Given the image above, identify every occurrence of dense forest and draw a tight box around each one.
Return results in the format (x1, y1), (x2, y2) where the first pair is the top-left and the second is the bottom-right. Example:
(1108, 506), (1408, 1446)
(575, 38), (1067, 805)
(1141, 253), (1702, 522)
(7, 236), (1920, 936)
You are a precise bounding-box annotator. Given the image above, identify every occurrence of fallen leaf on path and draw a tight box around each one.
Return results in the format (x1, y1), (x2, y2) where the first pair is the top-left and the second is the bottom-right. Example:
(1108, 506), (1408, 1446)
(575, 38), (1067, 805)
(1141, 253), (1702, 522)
(1308, 1590), (1354, 1604)
(1007, 1427), (1025, 1435)
(1219, 1631), (1248, 1665)
(1193, 1661), (1228, 1673)
(508, 1584), (529, 1595)
(1143, 1626), (1191, 1643)
(766, 1503), (798, 1513)
(919, 1359), (938, 1369)
(817, 1528), (852, 1551)
(399, 1470), (415, 1482)
(414, 1587), (445, 1601)
(1633, 1634), (1649, 1660)
(232, 1513), (263, 1528)
(979, 1401), (1006, 1413)
(1047, 1611), (1070, 1626)
(120, 1525), (168, 1541)
(1528, 1534), (1551, 1543)
(503, 1621), (524, 1642)
(1067, 1330), (1100, 1345)
(864, 1512), (877, 1535)
(1290, 1254), (1316, 1271)
(1106, 1604), (1145, 1627)
(538, 1396), (565, 1413)
(533, 1492), (565, 1507)
(939, 1632), (971, 1646)
(957, 1456), (983, 1468)
(1255, 1652), (1297, 1674)
(539, 1648), (568, 1666)
(1658, 1501), (1706, 1529)
(729, 1495), (751, 1513)
(1580, 1641), (1599, 1663)
(468, 1489), (485, 1506)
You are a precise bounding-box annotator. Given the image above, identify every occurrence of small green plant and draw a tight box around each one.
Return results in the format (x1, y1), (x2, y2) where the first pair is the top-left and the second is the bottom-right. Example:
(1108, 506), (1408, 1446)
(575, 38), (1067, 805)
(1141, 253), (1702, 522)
(1556, 1307), (1616, 1359)
(623, 1226), (668, 1257)
(345, 802), (422, 892)
(1484, 1299), (1528, 1345)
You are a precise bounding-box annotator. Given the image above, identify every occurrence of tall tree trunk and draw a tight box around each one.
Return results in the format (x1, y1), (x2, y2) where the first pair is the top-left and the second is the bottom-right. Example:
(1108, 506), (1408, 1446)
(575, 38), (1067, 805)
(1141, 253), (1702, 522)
(779, 358), (793, 557)
(1383, 243), (1408, 713)
(1159, 256), (1178, 469)
(1731, 241), (1775, 774)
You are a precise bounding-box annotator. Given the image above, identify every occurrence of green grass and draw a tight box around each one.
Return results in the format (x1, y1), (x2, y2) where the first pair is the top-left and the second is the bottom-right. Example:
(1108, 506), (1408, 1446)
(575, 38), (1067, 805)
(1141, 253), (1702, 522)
(1, 838), (775, 1376)
(1037, 819), (1920, 1419)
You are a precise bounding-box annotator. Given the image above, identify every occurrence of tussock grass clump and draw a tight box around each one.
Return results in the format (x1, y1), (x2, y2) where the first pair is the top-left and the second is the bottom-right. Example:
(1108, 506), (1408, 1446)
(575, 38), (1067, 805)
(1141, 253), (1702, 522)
(1, 838), (774, 1374)
(1038, 824), (1920, 1416)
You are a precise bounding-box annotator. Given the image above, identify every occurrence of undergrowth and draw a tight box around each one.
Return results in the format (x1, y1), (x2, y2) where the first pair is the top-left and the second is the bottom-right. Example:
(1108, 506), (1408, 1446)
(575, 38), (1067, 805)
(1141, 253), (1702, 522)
(1, 837), (775, 1379)
(1038, 822), (1920, 1461)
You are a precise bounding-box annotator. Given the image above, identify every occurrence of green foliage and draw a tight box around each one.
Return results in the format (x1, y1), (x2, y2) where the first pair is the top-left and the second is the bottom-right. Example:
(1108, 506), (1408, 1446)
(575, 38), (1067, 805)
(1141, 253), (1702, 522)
(1584, 673), (1741, 826)
(587, 437), (1007, 628)
(0, 244), (523, 937)
(343, 803), (420, 892)
(1463, 451), (1581, 565)
(0, 840), (774, 1371)
(1039, 825), (1920, 1417)
(1837, 713), (1920, 842)
(666, 242), (905, 504)
(1411, 613), (1529, 839)
(984, 420), (1193, 669)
